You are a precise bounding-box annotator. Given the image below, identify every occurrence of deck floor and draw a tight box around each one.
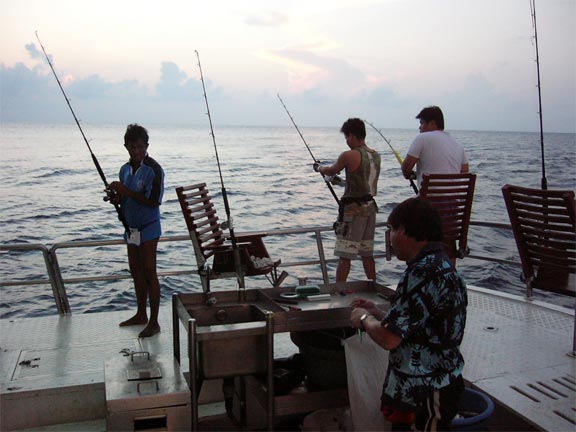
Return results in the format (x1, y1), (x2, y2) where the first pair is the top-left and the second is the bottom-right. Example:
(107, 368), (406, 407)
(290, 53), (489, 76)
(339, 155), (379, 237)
(1, 286), (574, 431)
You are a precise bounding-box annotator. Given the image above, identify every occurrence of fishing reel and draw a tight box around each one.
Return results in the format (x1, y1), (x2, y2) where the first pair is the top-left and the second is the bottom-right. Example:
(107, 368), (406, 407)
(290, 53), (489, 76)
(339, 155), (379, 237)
(314, 162), (345, 186)
(333, 220), (347, 236)
(103, 187), (118, 202)
(328, 175), (345, 187)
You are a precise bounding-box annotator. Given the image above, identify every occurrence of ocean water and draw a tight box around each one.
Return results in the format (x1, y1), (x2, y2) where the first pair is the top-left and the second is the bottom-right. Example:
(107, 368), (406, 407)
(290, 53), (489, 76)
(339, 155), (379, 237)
(1, 123), (574, 318)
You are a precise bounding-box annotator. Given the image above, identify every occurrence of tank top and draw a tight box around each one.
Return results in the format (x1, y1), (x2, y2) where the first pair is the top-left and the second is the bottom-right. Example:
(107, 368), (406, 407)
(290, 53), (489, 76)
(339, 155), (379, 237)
(343, 147), (381, 199)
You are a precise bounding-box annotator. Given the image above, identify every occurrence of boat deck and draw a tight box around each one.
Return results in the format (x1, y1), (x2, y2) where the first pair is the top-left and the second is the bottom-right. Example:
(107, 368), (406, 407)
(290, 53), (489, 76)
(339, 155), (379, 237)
(1, 285), (574, 431)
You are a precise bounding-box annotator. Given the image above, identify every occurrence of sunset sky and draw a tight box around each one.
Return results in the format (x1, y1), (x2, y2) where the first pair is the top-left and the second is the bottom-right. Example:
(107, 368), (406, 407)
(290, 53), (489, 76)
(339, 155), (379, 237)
(1, 0), (574, 132)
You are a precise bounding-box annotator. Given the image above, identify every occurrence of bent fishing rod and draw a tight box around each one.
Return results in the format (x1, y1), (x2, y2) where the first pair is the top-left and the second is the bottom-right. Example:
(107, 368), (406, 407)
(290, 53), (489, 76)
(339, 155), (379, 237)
(365, 120), (419, 195)
(35, 32), (130, 233)
(195, 50), (245, 290)
(530, 0), (547, 190)
(276, 94), (340, 205)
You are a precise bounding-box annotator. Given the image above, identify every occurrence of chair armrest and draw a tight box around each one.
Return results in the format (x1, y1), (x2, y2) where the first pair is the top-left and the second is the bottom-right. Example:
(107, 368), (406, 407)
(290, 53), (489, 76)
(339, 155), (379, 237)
(204, 244), (233, 252)
(235, 234), (267, 243)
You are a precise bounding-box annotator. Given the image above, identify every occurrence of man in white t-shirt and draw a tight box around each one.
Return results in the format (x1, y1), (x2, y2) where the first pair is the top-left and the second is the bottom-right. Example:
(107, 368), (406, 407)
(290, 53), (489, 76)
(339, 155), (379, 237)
(401, 106), (468, 188)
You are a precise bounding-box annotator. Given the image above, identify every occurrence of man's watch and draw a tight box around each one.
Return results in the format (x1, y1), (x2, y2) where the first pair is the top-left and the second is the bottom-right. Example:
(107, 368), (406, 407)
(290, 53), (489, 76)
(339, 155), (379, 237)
(360, 313), (371, 331)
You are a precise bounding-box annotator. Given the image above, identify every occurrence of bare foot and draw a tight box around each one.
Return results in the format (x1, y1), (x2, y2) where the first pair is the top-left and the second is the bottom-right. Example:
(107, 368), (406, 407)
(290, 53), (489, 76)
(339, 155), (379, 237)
(119, 315), (148, 327)
(139, 323), (161, 338)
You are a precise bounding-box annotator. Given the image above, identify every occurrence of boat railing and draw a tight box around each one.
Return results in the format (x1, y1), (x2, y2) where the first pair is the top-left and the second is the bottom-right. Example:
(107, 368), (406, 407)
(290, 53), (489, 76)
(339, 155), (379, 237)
(0, 243), (71, 314)
(0, 221), (519, 315)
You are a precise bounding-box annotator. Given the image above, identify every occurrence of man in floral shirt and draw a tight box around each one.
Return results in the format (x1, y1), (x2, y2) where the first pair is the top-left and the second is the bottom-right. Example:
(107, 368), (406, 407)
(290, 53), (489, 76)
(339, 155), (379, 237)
(351, 197), (467, 431)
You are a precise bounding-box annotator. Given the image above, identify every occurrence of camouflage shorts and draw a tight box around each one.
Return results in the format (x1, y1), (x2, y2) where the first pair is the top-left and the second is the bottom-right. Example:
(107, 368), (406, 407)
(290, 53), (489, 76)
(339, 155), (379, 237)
(334, 202), (377, 259)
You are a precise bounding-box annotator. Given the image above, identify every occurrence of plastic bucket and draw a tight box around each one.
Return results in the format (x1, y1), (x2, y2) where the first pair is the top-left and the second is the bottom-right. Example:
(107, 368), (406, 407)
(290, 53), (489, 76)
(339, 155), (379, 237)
(290, 329), (353, 390)
(451, 388), (494, 431)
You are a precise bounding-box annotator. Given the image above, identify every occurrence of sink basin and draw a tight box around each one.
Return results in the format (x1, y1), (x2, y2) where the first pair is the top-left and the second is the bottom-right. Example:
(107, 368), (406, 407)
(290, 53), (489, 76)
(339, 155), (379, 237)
(183, 301), (275, 379)
(188, 303), (266, 327)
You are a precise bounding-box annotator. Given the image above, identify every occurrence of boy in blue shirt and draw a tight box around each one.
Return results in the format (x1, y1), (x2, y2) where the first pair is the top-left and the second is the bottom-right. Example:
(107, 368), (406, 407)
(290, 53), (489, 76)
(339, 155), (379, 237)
(109, 124), (164, 338)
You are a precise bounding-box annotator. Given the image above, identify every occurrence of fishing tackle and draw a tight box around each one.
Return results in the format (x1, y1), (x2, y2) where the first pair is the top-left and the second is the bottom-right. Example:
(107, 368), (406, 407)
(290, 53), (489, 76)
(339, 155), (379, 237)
(365, 120), (419, 195)
(530, 0), (547, 190)
(35, 32), (130, 233)
(195, 50), (245, 290)
(277, 94), (340, 205)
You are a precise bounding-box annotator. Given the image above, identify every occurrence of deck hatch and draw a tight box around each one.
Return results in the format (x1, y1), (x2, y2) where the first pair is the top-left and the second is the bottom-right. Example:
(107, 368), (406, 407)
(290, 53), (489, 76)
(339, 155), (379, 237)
(13, 340), (140, 381)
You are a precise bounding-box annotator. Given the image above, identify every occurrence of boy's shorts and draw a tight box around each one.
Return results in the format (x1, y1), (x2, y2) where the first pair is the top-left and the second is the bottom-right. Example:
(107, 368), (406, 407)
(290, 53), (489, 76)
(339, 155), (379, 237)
(334, 202), (377, 259)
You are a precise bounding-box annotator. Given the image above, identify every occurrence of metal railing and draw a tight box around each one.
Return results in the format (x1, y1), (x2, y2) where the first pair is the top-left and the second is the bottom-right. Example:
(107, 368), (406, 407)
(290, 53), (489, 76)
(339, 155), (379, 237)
(0, 221), (519, 315)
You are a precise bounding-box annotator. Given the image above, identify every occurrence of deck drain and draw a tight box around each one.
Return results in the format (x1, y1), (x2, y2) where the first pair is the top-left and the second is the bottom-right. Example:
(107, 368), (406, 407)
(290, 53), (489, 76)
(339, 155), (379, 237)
(483, 326), (499, 332)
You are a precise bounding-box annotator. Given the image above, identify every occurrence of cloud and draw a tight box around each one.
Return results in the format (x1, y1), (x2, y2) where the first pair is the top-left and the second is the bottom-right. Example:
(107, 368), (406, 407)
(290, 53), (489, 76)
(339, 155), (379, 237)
(360, 85), (405, 108)
(155, 61), (203, 101)
(1, 42), (573, 132)
(1, 44), (210, 124)
(25, 43), (44, 60)
(244, 11), (288, 27)
(67, 75), (114, 99)
(441, 74), (536, 132)
(263, 46), (366, 96)
(1, 42), (76, 122)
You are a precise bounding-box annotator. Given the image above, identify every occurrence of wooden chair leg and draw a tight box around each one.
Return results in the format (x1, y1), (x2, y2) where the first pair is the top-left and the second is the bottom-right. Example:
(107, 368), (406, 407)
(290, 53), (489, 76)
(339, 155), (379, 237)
(198, 264), (211, 293)
(266, 267), (288, 288)
(274, 271), (289, 288)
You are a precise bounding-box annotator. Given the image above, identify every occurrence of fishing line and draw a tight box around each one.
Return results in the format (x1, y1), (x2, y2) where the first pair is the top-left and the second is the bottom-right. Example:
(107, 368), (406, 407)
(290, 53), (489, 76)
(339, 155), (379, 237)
(195, 50), (245, 289)
(35, 31), (130, 233)
(365, 120), (419, 195)
(276, 94), (340, 205)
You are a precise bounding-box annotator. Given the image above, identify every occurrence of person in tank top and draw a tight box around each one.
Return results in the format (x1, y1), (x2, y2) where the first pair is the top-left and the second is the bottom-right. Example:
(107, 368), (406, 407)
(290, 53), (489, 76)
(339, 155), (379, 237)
(314, 118), (381, 282)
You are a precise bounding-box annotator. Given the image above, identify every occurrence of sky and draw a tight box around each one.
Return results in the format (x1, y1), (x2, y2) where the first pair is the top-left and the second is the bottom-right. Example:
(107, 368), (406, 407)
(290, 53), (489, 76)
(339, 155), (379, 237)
(1, 0), (574, 133)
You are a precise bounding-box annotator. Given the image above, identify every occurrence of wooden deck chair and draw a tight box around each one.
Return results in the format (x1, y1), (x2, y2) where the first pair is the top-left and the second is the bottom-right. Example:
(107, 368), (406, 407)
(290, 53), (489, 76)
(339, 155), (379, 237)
(420, 173), (477, 260)
(502, 184), (576, 298)
(176, 183), (286, 292)
(384, 173), (477, 262)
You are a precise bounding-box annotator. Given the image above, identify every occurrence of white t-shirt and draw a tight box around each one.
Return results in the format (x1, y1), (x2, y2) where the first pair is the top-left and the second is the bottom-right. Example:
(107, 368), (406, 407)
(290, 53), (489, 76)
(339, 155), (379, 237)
(407, 130), (468, 186)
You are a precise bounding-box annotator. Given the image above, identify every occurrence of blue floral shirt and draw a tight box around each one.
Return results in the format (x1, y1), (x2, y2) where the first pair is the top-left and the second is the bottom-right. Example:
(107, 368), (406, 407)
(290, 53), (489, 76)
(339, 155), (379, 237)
(381, 242), (467, 411)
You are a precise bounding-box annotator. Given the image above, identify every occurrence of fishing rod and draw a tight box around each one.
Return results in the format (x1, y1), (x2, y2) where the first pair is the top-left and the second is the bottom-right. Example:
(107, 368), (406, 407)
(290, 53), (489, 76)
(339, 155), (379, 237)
(35, 31), (130, 233)
(530, 0), (547, 190)
(365, 120), (419, 194)
(276, 94), (340, 205)
(195, 50), (245, 290)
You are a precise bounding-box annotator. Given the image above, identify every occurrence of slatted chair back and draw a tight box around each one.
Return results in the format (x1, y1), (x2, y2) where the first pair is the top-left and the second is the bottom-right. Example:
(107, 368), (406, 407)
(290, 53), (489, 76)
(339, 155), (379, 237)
(502, 184), (576, 297)
(176, 182), (285, 292)
(420, 173), (477, 259)
(176, 183), (225, 270)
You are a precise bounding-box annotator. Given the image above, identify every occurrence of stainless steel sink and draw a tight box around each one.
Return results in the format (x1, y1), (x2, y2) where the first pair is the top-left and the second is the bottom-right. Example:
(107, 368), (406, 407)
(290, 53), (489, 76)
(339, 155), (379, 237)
(193, 304), (271, 379)
(171, 283), (392, 430)
(173, 294), (279, 380)
(187, 303), (267, 327)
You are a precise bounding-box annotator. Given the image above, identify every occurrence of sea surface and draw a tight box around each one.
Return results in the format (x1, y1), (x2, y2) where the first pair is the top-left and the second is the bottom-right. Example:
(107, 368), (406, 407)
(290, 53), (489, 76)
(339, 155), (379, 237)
(1, 123), (575, 318)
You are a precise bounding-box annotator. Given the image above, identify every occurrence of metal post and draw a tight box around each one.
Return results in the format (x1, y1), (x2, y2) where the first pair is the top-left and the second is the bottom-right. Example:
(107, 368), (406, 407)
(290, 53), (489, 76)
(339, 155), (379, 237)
(172, 294), (180, 364)
(188, 318), (198, 431)
(266, 312), (275, 431)
(572, 303), (576, 357)
(47, 249), (71, 314)
(314, 230), (330, 284)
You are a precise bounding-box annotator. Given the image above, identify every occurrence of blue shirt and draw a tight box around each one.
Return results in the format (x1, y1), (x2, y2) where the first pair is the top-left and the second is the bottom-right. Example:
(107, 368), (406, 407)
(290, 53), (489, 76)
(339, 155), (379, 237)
(119, 155), (164, 241)
(381, 242), (467, 411)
